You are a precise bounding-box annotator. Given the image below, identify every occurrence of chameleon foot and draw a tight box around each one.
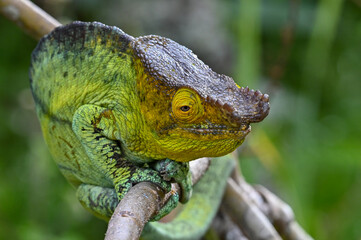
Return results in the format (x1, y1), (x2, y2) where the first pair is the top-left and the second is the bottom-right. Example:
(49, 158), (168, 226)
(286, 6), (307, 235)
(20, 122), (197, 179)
(76, 179), (178, 222)
(115, 167), (180, 221)
(153, 159), (192, 203)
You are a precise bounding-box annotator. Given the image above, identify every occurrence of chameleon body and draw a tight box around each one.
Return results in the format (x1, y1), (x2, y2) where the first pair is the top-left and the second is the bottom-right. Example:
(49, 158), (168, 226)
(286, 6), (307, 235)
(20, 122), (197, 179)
(29, 22), (269, 238)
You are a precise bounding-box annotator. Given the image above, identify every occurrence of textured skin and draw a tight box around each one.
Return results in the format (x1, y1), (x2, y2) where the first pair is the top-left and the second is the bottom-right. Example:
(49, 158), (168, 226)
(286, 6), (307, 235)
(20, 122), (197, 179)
(141, 156), (235, 240)
(29, 21), (270, 237)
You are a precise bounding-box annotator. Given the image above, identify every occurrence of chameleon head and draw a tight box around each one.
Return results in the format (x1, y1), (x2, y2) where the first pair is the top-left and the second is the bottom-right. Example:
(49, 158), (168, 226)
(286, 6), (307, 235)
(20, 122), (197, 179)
(132, 35), (270, 162)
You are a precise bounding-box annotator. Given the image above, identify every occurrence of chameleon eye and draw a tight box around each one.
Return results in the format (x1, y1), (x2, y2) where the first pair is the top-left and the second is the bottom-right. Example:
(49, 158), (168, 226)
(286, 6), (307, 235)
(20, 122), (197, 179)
(180, 105), (190, 112)
(172, 88), (203, 122)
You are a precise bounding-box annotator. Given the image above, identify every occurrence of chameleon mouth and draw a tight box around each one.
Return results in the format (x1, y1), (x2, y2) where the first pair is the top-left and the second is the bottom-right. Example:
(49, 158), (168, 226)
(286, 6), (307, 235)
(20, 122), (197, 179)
(159, 123), (251, 140)
(182, 123), (251, 139)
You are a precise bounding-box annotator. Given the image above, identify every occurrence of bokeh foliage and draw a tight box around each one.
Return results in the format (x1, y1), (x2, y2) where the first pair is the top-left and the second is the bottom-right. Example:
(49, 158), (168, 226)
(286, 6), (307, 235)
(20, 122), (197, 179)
(0, 0), (360, 239)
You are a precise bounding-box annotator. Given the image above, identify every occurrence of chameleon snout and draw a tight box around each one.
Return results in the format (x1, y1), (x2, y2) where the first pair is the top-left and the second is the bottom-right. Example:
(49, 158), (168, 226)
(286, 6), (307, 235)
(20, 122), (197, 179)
(230, 87), (270, 126)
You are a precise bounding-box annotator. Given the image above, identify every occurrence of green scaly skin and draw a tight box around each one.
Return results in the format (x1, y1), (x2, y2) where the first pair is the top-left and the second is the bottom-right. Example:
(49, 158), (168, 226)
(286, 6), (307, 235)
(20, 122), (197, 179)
(29, 22), (270, 238)
(142, 156), (235, 240)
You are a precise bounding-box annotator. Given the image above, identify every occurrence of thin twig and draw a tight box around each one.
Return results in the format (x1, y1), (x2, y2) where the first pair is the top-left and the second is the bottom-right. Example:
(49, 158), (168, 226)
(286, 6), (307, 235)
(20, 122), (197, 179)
(254, 185), (313, 240)
(212, 208), (249, 240)
(0, 0), (60, 40)
(223, 178), (314, 240)
(224, 179), (282, 240)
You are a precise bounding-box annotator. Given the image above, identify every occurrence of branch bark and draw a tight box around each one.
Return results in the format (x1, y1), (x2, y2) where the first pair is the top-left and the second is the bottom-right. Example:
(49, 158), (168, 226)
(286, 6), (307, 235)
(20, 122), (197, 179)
(105, 182), (166, 240)
(0, 0), (60, 40)
(105, 158), (211, 240)
(223, 178), (282, 240)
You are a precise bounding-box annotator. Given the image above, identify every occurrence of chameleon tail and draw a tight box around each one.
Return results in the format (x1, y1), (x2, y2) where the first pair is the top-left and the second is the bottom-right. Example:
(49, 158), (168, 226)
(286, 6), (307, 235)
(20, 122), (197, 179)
(141, 156), (235, 240)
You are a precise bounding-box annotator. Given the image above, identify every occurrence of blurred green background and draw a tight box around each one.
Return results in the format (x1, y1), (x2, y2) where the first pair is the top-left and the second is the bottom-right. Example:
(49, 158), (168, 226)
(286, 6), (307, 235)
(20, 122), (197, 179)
(0, 0), (360, 239)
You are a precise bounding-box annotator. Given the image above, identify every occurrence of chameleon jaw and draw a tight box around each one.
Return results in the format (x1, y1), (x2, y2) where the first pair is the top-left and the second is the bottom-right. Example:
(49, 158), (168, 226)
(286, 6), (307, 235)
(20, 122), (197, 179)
(178, 123), (251, 140)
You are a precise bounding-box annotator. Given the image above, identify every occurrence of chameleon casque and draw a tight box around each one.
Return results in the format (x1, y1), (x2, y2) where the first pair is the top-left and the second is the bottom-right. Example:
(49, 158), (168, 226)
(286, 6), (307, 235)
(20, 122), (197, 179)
(29, 21), (269, 239)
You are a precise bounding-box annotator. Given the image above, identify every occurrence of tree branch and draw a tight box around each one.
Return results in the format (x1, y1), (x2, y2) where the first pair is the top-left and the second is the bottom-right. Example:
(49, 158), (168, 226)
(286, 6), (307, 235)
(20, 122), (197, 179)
(222, 176), (314, 240)
(105, 158), (211, 240)
(226, 148), (313, 240)
(105, 182), (166, 240)
(224, 178), (282, 240)
(254, 185), (313, 240)
(0, 0), (60, 40)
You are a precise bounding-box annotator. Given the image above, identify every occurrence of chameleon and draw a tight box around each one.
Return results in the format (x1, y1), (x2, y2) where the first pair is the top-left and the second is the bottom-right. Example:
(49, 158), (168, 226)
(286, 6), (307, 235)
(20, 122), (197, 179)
(29, 21), (269, 239)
